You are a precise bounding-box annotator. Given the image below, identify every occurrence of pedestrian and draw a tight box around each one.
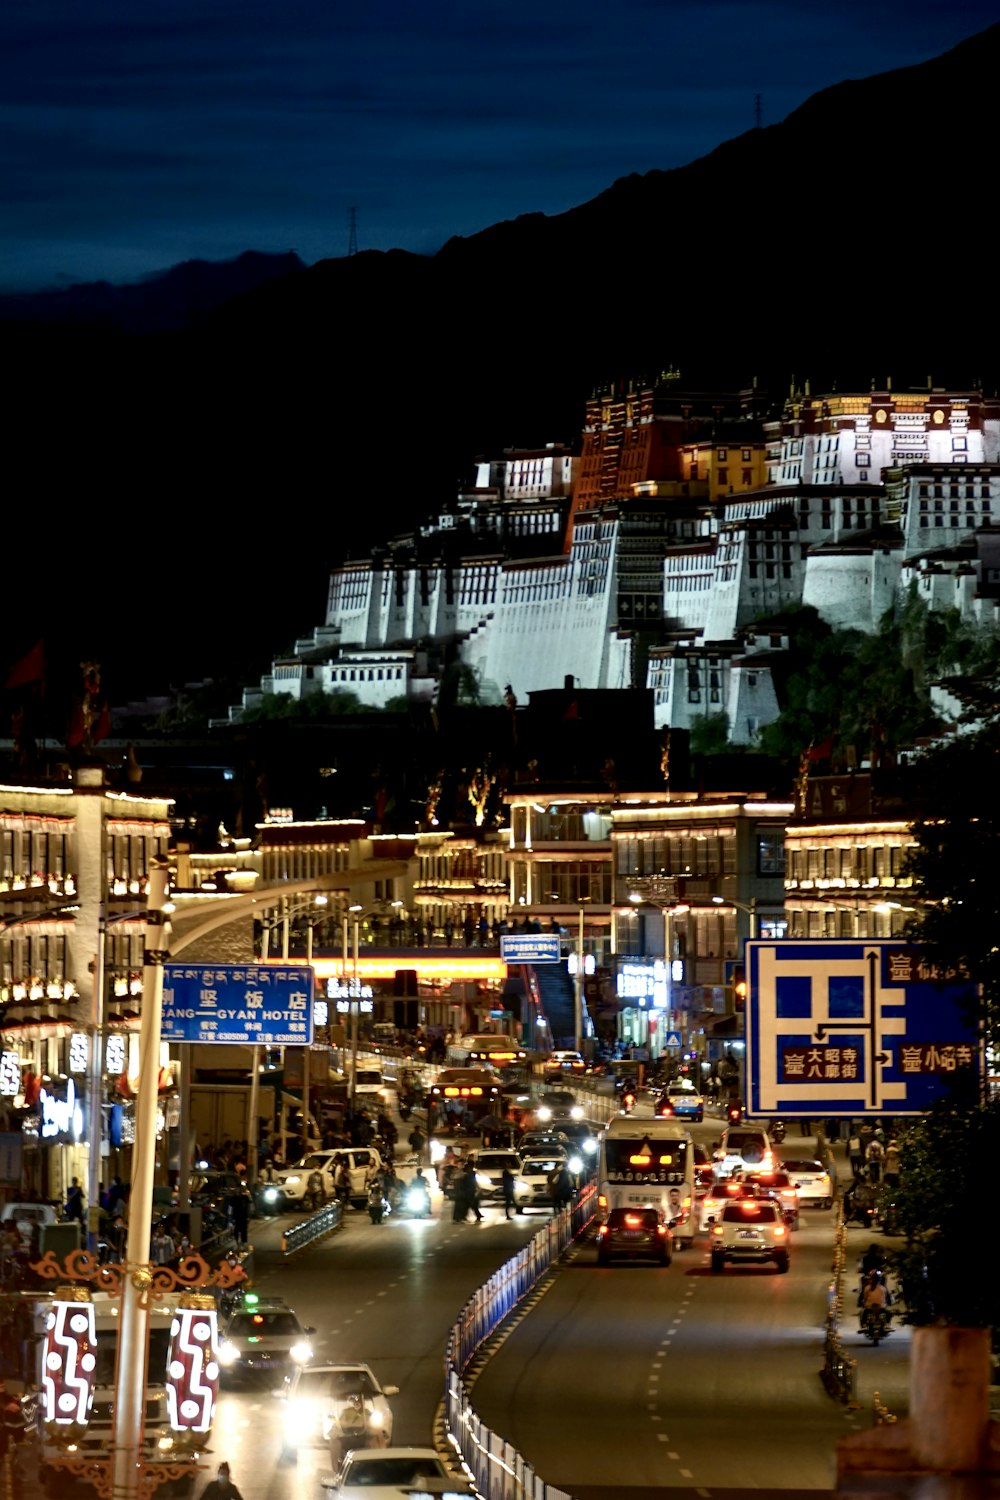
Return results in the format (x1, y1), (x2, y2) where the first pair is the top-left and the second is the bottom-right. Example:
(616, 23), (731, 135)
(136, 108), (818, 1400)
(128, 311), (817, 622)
(884, 1138), (901, 1190)
(451, 1160), (470, 1223)
(444, 919), (454, 948)
(408, 1125), (425, 1162)
(461, 1159), (482, 1222)
(848, 1127), (864, 1180)
(866, 1135), (885, 1184)
(198, 1461), (245, 1500)
(151, 1221), (176, 1265)
(228, 1181), (251, 1247)
(0, 1378), (26, 1460)
(64, 1176), (85, 1224)
(501, 1165), (516, 1221)
(798, 1117), (811, 1137)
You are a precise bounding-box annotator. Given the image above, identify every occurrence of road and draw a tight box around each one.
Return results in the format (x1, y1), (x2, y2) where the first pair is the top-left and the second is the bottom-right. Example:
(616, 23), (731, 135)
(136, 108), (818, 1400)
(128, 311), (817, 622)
(9, 1114), (912, 1500)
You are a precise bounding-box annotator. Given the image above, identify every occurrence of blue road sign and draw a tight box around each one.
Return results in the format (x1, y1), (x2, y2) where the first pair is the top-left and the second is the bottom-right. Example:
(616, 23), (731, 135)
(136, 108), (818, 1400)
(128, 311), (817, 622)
(663, 1031), (683, 1049)
(162, 963), (314, 1046)
(500, 933), (562, 964)
(746, 940), (980, 1118)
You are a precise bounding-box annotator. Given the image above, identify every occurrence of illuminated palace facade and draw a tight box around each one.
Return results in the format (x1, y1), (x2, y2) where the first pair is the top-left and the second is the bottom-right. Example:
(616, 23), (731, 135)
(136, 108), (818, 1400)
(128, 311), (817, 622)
(222, 384), (1000, 743)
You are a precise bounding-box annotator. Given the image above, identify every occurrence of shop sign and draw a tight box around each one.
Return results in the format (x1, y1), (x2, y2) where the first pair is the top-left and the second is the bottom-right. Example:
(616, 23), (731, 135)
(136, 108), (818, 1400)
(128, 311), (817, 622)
(0, 1051), (20, 1096)
(39, 1077), (84, 1142)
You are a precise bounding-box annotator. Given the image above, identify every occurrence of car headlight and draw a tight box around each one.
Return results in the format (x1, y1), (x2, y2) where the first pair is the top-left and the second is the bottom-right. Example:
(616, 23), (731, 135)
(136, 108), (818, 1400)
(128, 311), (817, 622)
(283, 1175), (301, 1187)
(367, 1409), (386, 1430)
(475, 1173), (490, 1191)
(285, 1398), (318, 1436)
(583, 1138), (598, 1155)
(218, 1341), (241, 1367)
(570, 1105), (584, 1120)
(263, 1187), (280, 1204)
(536, 1106), (552, 1122)
(568, 1155), (583, 1174)
(290, 1341), (314, 1364)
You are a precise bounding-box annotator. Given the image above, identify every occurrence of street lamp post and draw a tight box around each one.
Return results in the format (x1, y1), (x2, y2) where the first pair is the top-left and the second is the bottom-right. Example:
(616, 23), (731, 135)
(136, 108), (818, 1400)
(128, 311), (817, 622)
(112, 860), (171, 1500)
(574, 905), (585, 1054)
(712, 893), (758, 939)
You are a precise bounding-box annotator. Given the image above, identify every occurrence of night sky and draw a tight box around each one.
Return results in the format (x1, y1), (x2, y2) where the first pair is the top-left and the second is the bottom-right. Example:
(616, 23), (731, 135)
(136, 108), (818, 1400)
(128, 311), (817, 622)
(1, 1), (996, 294)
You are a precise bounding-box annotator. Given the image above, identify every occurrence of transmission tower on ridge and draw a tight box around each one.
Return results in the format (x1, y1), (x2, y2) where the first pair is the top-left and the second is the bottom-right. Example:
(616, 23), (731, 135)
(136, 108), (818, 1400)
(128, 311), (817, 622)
(347, 207), (358, 257)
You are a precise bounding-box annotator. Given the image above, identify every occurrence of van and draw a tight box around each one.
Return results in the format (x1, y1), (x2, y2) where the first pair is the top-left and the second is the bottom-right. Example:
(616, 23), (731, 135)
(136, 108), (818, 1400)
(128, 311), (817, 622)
(713, 1125), (775, 1179)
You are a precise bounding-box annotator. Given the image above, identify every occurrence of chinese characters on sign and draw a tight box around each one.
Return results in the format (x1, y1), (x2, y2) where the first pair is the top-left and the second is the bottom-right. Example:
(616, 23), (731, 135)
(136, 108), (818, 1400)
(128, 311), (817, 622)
(161, 964), (315, 1046)
(782, 1042), (976, 1082)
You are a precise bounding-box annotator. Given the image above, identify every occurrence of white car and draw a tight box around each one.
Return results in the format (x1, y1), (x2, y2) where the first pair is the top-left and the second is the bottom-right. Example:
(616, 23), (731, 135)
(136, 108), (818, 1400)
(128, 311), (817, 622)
(322, 1446), (475, 1497)
(777, 1156), (834, 1209)
(218, 1296), (314, 1385)
(281, 1362), (398, 1462)
(543, 1050), (587, 1079)
(471, 1149), (523, 1201)
(275, 1148), (385, 1208)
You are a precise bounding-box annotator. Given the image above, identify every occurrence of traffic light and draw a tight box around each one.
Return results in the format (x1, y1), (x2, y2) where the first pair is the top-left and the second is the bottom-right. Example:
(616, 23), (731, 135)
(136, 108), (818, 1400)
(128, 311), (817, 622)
(733, 965), (747, 1012)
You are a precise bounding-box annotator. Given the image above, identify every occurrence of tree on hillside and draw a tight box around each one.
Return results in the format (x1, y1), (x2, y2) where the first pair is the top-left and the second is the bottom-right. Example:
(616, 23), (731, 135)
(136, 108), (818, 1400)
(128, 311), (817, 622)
(890, 667), (1000, 1330)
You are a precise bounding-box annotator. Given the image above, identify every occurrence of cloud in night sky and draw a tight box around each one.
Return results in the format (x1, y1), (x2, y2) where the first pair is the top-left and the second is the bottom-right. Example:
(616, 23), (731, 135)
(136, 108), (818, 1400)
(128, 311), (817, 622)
(0, 0), (995, 292)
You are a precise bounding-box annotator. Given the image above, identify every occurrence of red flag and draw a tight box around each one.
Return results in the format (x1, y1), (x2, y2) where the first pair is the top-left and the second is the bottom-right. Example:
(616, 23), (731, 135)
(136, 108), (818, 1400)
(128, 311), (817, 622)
(4, 640), (46, 692)
(806, 736), (834, 762)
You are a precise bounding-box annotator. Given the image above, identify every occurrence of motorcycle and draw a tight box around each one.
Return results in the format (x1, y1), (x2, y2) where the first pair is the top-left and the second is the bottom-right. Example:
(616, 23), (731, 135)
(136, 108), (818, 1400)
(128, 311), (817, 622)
(401, 1178), (431, 1218)
(325, 1391), (390, 1469)
(726, 1100), (744, 1125)
(860, 1305), (891, 1345)
(621, 1091), (637, 1116)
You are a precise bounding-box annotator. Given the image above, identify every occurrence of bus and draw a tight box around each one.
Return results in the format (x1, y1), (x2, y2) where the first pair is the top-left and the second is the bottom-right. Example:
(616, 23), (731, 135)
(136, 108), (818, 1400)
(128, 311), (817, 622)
(426, 1068), (503, 1135)
(445, 1033), (528, 1070)
(596, 1115), (697, 1246)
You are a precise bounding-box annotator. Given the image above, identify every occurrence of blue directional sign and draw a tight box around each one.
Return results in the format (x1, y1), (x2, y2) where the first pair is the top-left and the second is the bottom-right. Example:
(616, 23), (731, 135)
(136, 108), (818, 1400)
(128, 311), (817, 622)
(746, 940), (980, 1118)
(500, 933), (562, 964)
(663, 1031), (683, 1050)
(161, 963), (314, 1046)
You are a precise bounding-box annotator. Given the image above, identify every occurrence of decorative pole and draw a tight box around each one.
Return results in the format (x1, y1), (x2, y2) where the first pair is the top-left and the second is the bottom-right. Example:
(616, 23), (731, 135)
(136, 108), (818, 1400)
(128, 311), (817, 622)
(111, 860), (170, 1500)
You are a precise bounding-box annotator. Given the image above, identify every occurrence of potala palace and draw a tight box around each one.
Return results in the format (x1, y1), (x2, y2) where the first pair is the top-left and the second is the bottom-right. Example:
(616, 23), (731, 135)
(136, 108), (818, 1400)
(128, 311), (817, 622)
(226, 379), (1000, 739)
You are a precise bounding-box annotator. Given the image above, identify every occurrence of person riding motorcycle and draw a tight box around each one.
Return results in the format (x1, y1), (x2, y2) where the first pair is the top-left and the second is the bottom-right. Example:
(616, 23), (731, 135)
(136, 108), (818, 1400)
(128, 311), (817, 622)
(860, 1269), (891, 1337)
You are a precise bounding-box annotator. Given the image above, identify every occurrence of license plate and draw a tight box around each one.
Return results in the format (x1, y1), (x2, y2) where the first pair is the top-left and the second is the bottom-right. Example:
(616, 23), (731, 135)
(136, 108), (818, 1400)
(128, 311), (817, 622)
(621, 1231), (642, 1239)
(738, 1230), (760, 1241)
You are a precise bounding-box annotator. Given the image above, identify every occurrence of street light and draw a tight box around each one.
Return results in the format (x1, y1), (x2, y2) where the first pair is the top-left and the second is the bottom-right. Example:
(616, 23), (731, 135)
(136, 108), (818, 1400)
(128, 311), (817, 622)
(711, 894), (758, 939)
(628, 893), (689, 1058)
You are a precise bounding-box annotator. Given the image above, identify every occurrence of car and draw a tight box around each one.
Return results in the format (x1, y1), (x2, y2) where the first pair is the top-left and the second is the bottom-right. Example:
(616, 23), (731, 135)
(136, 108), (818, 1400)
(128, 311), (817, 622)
(512, 1151), (568, 1211)
(533, 1088), (585, 1125)
(778, 1156), (834, 1209)
(710, 1198), (790, 1273)
(280, 1362), (398, 1462)
(471, 1149), (523, 1201)
(698, 1175), (761, 1232)
(346, 1064), (391, 1107)
(743, 1169), (801, 1227)
(218, 1294), (315, 1384)
(596, 1207), (673, 1266)
(517, 1128), (572, 1155)
(543, 1049), (587, 1079)
(322, 1446), (475, 1498)
(655, 1081), (705, 1123)
(274, 1147), (385, 1208)
(713, 1125), (775, 1179)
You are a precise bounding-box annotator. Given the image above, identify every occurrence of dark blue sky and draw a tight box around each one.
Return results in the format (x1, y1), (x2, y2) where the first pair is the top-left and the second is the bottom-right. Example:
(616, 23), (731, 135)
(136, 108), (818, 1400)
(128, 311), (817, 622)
(0, 1), (995, 293)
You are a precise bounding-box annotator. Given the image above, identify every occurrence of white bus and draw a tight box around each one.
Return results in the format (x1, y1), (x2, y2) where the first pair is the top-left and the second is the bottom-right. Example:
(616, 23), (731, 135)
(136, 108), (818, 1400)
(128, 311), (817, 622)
(597, 1115), (697, 1246)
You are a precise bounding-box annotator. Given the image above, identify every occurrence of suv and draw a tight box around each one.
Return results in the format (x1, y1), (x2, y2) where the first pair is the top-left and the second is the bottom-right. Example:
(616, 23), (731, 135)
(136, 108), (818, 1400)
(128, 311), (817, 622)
(713, 1125), (774, 1179)
(274, 1147), (384, 1208)
(512, 1151), (567, 1212)
(219, 1295), (315, 1384)
(710, 1198), (790, 1273)
(472, 1149), (523, 1201)
(596, 1207), (673, 1266)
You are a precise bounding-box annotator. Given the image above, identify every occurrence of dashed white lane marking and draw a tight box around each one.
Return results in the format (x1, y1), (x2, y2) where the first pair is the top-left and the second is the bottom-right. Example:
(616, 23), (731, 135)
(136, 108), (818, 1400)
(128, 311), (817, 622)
(680, 1469), (694, 1478)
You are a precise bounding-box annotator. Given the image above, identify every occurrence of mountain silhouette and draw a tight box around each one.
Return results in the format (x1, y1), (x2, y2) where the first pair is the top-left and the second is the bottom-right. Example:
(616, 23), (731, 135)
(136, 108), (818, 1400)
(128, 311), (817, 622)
(4, 22), (998, 698)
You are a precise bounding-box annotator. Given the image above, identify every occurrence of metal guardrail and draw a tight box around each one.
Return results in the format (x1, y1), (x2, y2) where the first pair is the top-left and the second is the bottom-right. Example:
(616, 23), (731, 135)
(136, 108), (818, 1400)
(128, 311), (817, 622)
(280, 1198), (343, 1257)
(443, 1185), (597, 1500)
